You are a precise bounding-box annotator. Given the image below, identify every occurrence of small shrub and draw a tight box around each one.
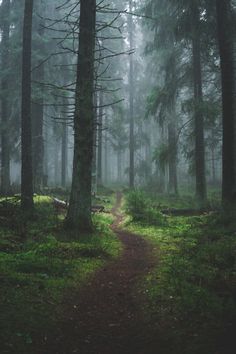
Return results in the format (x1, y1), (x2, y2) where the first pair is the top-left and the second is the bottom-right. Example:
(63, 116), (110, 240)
(125, 190), (166, 225)
(125, 190), (148, 221)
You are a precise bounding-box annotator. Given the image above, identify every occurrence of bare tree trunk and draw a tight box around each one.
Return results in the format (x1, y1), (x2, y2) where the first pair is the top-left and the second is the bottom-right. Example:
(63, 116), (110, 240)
(61, 122), (68, 188)
(32, 18), (44, 192)
(92, 92), (98, 194)
(128, 0), (135, 188)
(104, 115), (108, 184)
(66, 0), (96, 233)
(211, 152), (216, 186)
(145, 140), (151, 184)
(191, 3), (207, 206)
(167, 52), (178, 195)
(168, 121), (178, 195)
(32, 99), (44, 191)
(97, 91), (103, 186)
(61, 98), (68, 188)
(43, 108), (49, 188)
(53, 121), (60, 187)
(21, 0), (34, 212)
(117, 150), (122, 182)
(1, 0), (11, 195)
(216, 0), (236, 207)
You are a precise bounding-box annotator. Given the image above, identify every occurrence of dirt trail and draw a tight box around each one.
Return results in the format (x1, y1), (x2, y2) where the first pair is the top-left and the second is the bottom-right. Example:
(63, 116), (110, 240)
(40, 192), (159, 354)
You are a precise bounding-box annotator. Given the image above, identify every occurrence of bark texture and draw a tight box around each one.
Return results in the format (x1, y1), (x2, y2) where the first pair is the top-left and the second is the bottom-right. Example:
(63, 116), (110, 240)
(97, 91), (103, 186)
(216, 0), (236, 206)
(168, 121), (178, 195)
(66, 0), (96, 233)
(167, 53), (178, 195)
(32, 19), (44, 191)
(61, 121), (68, 188)
(128, 0), (135, 188)
(1, 0), (11, 195)
(21, 0), (34, 211)
(191, 3), (207, 205)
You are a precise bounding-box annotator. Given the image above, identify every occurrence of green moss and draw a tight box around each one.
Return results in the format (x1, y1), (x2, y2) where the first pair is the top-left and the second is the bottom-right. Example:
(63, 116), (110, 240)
(0, 193), (121, 353)
(125, 189), (166, 225)
(125, 208), (236, 353)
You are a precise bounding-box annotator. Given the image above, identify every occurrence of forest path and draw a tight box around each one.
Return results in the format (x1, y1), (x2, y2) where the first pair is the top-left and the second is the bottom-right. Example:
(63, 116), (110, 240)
(40, 192), (161, 354)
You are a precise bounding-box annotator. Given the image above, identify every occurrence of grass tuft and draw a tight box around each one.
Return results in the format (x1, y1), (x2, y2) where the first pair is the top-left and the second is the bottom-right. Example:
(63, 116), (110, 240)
(125, 193), (236, 354)
(0, 193), (121, 353)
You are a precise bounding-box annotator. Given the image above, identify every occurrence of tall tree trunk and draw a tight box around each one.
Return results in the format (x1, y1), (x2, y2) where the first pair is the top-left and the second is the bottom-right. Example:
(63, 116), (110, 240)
(1, 0), (11, 195)
(53, 120), (60, 187)
(43, 108), (49, 187)
(54, 137), (59, 186)
(211, 147), (216, 185)
(168, 121), (178, 195)
(191, 3), (207, 206)
(61, 98), (68, 188)
(145, 131), (151, 184)
(104, 114), (108, 184)
(32, 19), (44, 192)
(97, 91), (103, 186)
(128, 0), (135, 188)
(216, 0), (236, 206)
(117, 149), (122, 182)
(66, 0), (96, 233)
(92, 92), (98, 194)
(61, 122), (68, 188)
(21, 0), (34, 211)
(167, 53), (178, 195)
(32, 100), (44, 191)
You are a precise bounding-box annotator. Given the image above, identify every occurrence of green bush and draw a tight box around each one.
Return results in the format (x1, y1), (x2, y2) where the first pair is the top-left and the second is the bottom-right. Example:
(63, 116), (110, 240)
(127, 212), (236, 354)
(125, 190), (166, 225)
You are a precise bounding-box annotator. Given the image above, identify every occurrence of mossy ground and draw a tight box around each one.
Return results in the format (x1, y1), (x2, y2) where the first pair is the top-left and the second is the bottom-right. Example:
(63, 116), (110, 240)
(1, 190), (235, 353)
(0, 193), (121, 353)
(124, 192), (236, 354)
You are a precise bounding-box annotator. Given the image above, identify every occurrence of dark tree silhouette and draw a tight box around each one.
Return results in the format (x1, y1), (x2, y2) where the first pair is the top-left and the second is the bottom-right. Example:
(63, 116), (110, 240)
(66, 0), (96, 233)
(191, 1), (207, 205)
(1, 0), (11, 195)
(97, 91), (103, 186)
(32, 14), (45, 191)
(21, 0), (34, 211)
(216, 0), (236, 207)
(128, 0), (135, 188)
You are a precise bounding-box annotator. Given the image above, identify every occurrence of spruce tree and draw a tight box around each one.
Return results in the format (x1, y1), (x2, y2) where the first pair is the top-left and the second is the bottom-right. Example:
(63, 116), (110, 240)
(21, 0), (34, 212)
(66, 0), (96, 233)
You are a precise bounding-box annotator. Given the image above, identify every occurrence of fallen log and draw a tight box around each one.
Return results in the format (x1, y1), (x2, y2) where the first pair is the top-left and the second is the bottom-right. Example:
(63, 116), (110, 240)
(91, 205), (105, 213)
(52, 198), (67, 213)
(160, 208), (215, 216)
(52, 198), (105, 213)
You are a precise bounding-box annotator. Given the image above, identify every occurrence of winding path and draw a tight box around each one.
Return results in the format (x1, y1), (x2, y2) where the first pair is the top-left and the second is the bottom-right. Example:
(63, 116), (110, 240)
(40, 192), (160, 354)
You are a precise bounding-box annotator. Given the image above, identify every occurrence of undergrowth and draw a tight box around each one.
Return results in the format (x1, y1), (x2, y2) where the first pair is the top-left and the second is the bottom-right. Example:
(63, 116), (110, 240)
(0, 193), (120, 353)
(125, 194), (236, 354)
(125, 189), (166, 225)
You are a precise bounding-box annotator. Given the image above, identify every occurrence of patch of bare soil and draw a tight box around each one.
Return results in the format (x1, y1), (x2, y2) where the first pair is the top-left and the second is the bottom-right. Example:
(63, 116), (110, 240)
(36, 192), (161, 354)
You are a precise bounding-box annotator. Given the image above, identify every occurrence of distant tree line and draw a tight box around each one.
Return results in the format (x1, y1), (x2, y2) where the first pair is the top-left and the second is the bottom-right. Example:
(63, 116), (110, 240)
(1, 0), (236, 235)
(143, 0), (236, 208)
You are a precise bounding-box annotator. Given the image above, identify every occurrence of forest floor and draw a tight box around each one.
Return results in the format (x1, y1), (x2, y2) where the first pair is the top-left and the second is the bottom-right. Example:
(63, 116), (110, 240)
(35, 192), (162, 354)
(1, 191), (236, 354)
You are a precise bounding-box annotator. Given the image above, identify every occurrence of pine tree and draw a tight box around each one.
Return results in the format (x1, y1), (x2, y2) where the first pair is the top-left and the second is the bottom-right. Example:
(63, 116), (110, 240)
(66, 0), (96, 233)
(216, 0), (236, 206)
(191, 1), (207, 205)
(0, 0), (11, 195)
(128, 0), (135, 188)
(97, 91), (103, 186)
(32, 5), (45, 191)
(21, 0), (34, 212)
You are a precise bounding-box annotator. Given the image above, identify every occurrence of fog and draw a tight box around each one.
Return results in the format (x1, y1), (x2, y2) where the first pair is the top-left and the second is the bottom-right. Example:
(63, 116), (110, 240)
(0, 0), (233, 206)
